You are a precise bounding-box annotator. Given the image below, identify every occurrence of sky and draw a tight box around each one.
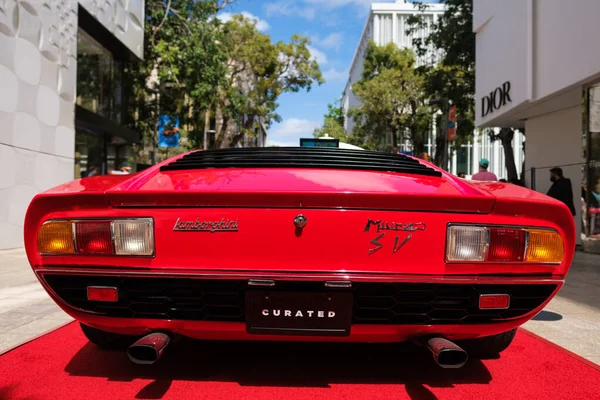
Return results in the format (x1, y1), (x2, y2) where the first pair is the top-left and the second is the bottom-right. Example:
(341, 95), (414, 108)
(219, 0), (440, 146)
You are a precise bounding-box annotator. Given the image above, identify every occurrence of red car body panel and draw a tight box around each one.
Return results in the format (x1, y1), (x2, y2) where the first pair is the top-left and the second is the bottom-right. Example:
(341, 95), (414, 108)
(24, 153), (576, 343)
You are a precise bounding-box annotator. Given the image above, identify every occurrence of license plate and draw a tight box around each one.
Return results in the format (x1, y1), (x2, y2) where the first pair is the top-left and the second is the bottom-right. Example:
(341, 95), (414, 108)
(245, 291), (353, 337)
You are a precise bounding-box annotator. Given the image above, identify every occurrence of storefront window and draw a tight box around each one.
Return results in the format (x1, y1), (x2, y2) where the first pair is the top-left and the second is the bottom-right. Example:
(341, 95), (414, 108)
(74, 128), (105, 178)
(456, 146), (469, 176)
(76, 29), (123, 124)
(584, 85), (600, 237)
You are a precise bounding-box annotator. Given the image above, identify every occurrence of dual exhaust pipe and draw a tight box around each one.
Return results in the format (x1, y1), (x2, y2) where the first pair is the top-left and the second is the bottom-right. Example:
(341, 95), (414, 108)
(127, 332), (467, 368)
(127, 332), (171, 365)
(423, 337), (468, 369)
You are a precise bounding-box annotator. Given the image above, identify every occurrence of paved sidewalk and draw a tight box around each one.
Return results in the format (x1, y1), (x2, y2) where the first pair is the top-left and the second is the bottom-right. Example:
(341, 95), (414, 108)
(0, 249), (73, 353)
(0, 249), (599, 363)
(523, 251), (600, 365)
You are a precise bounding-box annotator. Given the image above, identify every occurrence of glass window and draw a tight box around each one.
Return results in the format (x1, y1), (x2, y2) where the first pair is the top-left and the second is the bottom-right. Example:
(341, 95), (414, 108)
(456, 146), (469, 177)
(74, 128), (105, 179)
(584, 85), (600, 237)
(76, 29), (123, 123)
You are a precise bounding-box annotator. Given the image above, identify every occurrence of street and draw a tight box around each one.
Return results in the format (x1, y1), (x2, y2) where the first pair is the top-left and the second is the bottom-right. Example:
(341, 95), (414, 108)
(1, 248), (598, 364)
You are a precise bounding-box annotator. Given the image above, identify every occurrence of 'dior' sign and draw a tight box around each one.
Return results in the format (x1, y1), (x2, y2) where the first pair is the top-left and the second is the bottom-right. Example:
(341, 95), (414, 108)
(481, 81), (512, 118)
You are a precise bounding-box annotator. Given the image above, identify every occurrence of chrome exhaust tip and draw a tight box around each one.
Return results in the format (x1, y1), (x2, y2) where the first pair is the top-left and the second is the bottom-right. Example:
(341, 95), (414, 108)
(425, 337), (468, 369)
(127, 332), (171, 365)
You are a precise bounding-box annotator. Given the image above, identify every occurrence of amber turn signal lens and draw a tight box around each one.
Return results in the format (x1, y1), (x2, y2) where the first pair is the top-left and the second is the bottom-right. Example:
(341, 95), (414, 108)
(38, 221), (75, 254)
(525, 229), (564, 263)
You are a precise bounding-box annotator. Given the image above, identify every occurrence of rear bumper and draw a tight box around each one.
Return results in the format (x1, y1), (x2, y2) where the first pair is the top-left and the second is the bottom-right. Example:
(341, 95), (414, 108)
(70, 314), (539, 343)
(34, 268), (563, 343)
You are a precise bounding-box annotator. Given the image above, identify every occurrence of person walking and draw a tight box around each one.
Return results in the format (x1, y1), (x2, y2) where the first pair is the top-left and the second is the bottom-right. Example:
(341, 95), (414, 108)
(471, 158), (498, 181)
(547, 167), (576, 216)
(418, 152), (432, 163)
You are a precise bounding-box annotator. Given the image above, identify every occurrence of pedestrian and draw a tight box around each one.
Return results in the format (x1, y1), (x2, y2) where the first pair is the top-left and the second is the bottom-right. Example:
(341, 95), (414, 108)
(547, 167), (576, 216)
(471, 158), (498, 181)
(419, 152), (432, 163)
(458, 172), (466, 178)
(110, 162), (132, 175)
(87, 166), (99, 177)
(392, 147), (400, 155)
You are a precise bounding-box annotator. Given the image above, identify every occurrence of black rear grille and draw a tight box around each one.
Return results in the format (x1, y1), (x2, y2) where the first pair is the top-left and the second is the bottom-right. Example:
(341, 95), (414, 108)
(44, 275), (556, 325)
(352, 282), (556, 324)
(159, 147), (442, 177)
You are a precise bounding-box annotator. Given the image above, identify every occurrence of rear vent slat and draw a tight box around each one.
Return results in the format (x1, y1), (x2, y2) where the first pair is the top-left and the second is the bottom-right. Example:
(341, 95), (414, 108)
(160, 147), (442, 177)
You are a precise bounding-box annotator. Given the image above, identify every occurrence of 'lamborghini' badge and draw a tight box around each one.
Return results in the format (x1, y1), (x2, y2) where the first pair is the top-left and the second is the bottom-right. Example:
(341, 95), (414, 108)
(173, 218), (239, 232)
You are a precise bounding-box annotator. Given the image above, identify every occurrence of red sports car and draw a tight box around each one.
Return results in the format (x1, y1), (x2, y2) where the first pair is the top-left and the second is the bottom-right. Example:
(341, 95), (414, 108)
(24, 148), (575, 368)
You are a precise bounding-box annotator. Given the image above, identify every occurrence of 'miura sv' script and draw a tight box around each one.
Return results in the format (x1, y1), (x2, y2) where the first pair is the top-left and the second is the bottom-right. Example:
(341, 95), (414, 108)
(173, 218), (239, 232)
(364, 219), (425, 255)
(363, 219), (426, 233)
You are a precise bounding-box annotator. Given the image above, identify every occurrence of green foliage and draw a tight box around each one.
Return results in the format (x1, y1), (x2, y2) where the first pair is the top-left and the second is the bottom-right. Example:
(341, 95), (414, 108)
(313, 117), (347, 140)
(124, 0), (322, 161)
(407, 0), (475, 149)
(313, 98), (346, 139)
(326, 99), (345, 127)
(362, 42), (416, 80)
(214, 16), (323, 148)
(125, 0), (232, 163)
(408, 0), (520, 180)
(348, 41), (432, 154)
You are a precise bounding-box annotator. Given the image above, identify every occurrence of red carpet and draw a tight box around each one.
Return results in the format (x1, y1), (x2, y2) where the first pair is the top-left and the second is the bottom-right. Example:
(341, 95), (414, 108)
(0, 323), (599, 400)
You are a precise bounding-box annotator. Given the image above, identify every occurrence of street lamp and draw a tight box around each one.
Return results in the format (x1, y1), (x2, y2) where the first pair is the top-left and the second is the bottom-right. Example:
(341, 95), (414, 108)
(429, 98), (450, 171)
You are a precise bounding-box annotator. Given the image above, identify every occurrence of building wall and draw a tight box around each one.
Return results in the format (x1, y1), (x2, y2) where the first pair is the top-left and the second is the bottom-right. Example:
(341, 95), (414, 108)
(524, 106), (582, 244)
(0, 0), (78, 249)
(473, 0), (532, 127)
(79, 0), (144, 59)
(342, 17), (371, 133)
(534, 0), (600, 101)
(0, 0), (144, 250)
(342, 3), (444, 134)
(474, 0), (600, 127)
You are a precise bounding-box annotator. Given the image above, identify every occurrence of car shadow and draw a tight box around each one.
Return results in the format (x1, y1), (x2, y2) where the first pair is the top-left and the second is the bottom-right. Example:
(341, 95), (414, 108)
(65, 338), (493, 399)
(532, 310), (563, 321)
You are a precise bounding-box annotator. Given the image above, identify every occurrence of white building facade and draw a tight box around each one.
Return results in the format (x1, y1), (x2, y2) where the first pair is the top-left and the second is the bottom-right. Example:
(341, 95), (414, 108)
(473, 0), (600, 248)
(0, 0), (144, 250)
(342, 0), (524, 180)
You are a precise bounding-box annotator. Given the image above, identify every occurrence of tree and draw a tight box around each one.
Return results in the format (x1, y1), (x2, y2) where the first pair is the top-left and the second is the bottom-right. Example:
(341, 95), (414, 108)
(313, 99), (348, 140)
(313, 116), (348, 140)
(488, 128), (520, 184)
(214, 15), (323, 148)
(349, 41), (431, 153)
(326, 99), (345, 127)
(408, 0), (521, 181)
(125, 0), (232, 164)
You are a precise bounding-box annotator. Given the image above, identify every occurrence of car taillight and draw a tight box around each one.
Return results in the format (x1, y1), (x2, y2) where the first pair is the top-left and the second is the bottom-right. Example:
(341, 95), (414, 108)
(487, 228), (526, 262)
(37, 218), (154, 257)
(113, 219), (154, 256)
(446, 225), (563, 264)
(75, 221), (113, 255)
(38, 221), (75, 254)
(524, 229), (564, 263)
(446, 226), (487, 261)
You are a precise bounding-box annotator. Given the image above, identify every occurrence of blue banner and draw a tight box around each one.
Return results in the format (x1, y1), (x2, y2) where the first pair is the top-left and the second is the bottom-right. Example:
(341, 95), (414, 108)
(158, 115), (180, 148)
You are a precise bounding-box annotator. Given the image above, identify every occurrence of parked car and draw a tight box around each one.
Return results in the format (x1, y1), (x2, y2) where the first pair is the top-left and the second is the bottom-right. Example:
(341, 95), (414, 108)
(24, 147), (575, 368)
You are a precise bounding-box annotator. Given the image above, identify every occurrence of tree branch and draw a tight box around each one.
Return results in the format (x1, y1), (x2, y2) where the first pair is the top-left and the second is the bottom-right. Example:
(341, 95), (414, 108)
(166, 7), (192, 35)
(152, 0), (172, 46)
(217, 0), (236, 12)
